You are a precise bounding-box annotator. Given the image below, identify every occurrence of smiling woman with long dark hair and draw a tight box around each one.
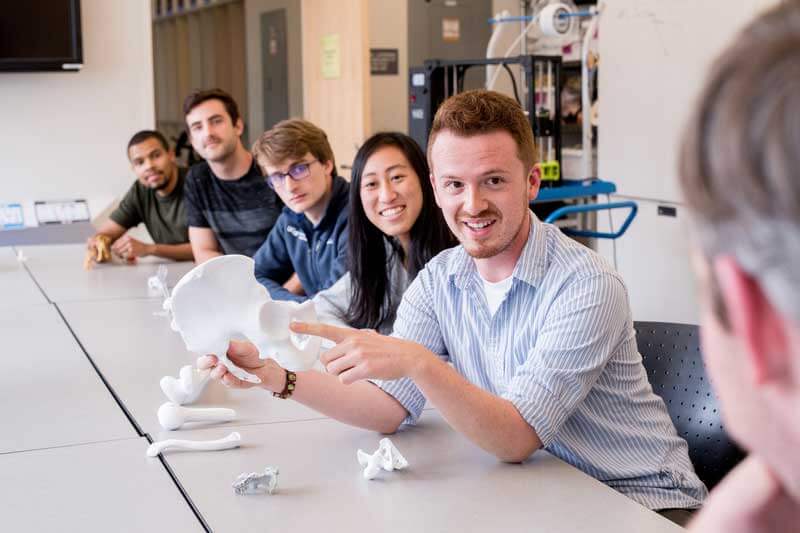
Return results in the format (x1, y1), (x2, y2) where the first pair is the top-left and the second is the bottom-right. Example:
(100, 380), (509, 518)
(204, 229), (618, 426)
(314, 132), (455, 332)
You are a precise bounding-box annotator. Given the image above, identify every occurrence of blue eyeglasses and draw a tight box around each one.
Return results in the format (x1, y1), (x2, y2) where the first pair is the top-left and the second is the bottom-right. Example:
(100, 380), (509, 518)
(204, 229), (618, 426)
(265, 159), (318, 189)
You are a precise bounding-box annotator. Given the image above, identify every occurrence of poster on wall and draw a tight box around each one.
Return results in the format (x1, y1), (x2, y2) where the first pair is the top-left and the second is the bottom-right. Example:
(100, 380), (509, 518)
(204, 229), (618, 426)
(34, 199), (90, 225)
(321, 34), (341, 79)
(0, 203), (24, 230)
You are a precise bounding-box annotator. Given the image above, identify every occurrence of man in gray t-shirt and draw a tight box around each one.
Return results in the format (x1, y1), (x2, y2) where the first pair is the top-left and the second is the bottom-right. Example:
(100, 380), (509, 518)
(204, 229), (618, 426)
(85, 130), (193, 268)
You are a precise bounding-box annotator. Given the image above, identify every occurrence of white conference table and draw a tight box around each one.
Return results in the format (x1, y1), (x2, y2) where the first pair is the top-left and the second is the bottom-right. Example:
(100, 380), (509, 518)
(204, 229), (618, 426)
(0, 246), (48, 307)
(4, 246), (693, 532)
(159, 411), (684, 533)
(60, 298), (328, 437)
(1, 438), (203, 532)
(18, 243), (194, 303)
(0, 305), (134, 454)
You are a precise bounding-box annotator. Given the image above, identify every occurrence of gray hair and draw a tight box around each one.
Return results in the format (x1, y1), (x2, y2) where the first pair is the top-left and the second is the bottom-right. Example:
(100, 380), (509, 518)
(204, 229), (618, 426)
(679, 1), (800, 323)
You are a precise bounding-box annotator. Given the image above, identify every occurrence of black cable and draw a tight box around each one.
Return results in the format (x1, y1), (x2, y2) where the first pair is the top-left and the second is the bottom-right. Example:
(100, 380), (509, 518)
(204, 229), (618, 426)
(502, 63), (522, 104)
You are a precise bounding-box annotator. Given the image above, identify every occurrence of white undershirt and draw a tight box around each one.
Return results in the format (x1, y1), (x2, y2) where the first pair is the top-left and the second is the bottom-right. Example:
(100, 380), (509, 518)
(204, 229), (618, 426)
(480, 274), (513, 316)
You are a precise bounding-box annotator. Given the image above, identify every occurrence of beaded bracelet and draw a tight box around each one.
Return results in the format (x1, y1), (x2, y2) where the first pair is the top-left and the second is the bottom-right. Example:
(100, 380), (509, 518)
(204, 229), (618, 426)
(272, 369), (297, 399)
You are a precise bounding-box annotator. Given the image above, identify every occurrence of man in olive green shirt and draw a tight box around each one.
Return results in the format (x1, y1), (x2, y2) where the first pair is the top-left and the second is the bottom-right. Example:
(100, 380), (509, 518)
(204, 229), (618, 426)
(86, 130), (194, 267)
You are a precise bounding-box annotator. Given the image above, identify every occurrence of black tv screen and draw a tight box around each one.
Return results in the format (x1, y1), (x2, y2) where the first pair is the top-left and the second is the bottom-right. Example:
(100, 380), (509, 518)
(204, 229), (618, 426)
(0, 0), (83, 72)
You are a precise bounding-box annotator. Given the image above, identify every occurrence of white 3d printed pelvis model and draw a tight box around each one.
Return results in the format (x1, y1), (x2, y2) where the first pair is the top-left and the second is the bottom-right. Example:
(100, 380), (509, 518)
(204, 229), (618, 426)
(357, 438), (409, 480)
(165, 255), (322, 383)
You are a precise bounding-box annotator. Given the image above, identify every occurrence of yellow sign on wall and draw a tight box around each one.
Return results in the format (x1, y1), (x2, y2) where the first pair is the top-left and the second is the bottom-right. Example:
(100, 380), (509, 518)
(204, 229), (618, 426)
(321, 34), (341, 79)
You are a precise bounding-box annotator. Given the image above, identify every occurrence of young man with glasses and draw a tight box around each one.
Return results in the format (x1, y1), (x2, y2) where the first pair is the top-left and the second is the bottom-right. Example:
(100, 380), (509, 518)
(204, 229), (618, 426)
(251, 119), (349, 301)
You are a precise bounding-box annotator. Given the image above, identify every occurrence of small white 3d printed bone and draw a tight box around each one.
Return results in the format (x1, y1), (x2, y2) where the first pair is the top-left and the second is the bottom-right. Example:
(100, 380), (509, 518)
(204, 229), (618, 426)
(157, 401), (236, 431)
(356, 438), (409, 480)
(147, 264), (169, 296)
(146, 431), (241, 457)
(233, 467), (280, 495)
(160, 365), (211, 405)
(357, 450), (384, 480)
(166, 255), (322, 384)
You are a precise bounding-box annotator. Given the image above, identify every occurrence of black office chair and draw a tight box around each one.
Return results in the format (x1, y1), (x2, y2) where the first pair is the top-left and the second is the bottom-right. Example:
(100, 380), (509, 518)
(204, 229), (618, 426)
(634, 321), (745, 490)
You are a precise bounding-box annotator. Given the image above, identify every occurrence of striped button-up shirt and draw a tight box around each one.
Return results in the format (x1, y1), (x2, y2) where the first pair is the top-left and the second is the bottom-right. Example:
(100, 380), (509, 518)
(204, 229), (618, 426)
(377, 214), (708, 511)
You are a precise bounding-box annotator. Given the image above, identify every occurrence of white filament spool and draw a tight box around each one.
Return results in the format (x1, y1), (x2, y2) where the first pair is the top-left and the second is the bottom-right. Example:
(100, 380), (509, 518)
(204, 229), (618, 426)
(539, 2), (574, 37)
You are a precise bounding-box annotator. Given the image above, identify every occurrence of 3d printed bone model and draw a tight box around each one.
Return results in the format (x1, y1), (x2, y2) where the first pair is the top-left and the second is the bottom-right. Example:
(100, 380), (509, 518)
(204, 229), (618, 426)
(233, 467), (280, 495)
(148, 264), (170, 298)
(165, 255), (322, 383)
(146, 431), (242, 457)
(357, 438), (409, 480)
(160, 365), (211, 405)
(83, 234), (112, 270)
(157, 402), (236, 431)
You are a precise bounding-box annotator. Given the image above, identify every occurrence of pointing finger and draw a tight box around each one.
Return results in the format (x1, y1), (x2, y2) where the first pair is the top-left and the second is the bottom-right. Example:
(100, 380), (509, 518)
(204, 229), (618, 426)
(290, 321), (353, 344)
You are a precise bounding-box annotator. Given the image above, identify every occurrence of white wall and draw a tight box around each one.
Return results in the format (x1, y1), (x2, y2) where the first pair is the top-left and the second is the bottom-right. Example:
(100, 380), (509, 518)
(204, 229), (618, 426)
(0, 0), (155, 224)
(597, 0), (779, 323)
(368, 0), (408, 134)
(301, 0), (371, 179)
(599, 0), (778, 205)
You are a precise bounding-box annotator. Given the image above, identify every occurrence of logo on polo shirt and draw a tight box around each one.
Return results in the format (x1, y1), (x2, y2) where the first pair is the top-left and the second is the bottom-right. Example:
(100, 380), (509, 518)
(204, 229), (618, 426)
(286, 225), (308, 242)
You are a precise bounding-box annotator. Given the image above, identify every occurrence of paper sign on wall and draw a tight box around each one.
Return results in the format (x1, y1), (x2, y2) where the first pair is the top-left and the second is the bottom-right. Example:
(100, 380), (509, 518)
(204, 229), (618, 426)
(370, 49), (399, 75)
(442, 18), (460, 42)
(34, 199), (90, 225)
(268, 26), (279, 56)
(321, 34), (341, 79)
(0, 203), (24, 229)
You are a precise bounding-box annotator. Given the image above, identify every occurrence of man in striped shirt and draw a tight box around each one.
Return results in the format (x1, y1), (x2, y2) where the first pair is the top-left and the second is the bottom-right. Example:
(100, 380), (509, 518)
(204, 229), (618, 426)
(202, 90), (706, 521)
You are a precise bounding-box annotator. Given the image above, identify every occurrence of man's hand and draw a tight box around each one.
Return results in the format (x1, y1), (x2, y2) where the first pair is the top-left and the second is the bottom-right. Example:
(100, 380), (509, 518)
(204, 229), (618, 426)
(283, 272), (305, 296)
(688, 455), (798, 532)
(199, 337), (411, 434)
(84, 234), (113, 270)
(85, 236), (99, 270)
(197, 340), (285, 392)
(87, 235), (98, 253)
(290, 321), (435, 385)
(112, 234), (153, 260)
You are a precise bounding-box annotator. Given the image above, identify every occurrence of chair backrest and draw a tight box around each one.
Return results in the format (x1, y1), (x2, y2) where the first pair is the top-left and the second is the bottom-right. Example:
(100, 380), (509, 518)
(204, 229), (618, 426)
(634, 321), (745, 490)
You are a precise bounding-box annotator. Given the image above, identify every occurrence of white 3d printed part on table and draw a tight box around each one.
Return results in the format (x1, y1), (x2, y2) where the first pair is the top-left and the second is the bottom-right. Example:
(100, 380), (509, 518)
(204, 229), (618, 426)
(164, 254), (322, 383)
(357, 438), (409, 480)
(160, 365), (211, 405)
(146, 432), (242, 457)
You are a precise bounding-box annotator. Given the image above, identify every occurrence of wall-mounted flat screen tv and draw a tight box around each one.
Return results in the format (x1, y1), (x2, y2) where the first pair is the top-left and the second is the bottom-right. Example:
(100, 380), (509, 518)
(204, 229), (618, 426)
(0, 0), (83, 72)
